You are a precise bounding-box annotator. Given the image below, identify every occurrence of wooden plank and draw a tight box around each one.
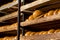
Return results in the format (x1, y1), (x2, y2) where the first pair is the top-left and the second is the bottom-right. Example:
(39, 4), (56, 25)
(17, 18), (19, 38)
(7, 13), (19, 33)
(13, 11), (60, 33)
(21, 0), (60, 11)
(40, 3), (60, 12)
(0, 11), (18, 22)
(21, 0), (50, 11)
(20, 14), (60, 27)
(0, 0), (18, 10)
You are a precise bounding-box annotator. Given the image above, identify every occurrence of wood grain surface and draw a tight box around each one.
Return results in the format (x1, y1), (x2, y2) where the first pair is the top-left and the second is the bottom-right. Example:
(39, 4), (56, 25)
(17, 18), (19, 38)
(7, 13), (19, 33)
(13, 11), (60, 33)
(0, 0), (18, 10)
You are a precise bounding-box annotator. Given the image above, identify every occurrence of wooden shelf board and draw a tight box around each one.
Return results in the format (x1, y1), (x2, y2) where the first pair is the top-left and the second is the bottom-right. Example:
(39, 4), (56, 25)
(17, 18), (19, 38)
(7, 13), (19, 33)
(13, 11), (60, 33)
(21, 14), (60, 30)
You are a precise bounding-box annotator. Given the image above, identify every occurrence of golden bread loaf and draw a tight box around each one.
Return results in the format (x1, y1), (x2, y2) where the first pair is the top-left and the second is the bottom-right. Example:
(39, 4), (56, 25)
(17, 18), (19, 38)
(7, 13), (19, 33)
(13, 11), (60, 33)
(44, 10), (54, 17)
(53, 9), (59, 15)
(57, 9), (60, 14)
(26, 10), (42, 21)
(35, 32), (39, 35)
(54, 29), (60, 33)
(48, 29), (55, 34)
(30, 32), (35, 36)
(42, 31), (48, 34)
(33, 10), (42, 18)
(39, 31), (45, 35)
(28, 15), (34, 21)
(3, 37), (14, 40)
(25, 31), (32, 36)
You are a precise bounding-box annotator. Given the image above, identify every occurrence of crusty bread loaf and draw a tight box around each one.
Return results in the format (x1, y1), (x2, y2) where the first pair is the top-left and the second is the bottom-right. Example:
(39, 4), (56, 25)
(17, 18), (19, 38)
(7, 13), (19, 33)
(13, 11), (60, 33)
(0, 36), (16, 40)
(44, 9), (60, 17)
(57, 9), (60, 14)
(44, 10), (54, 17)
(53, 9), (59, 15)
(25, 10), (42, 21)
(28, 15), (34, 20)
(54, 29), (60, 33)
(48, 29), (55, 34)
(39, 31), (46, 35)
(33, 10), (42, 18)
(42, 31), (48, 35)
(25, 31), (32, 36)
(34, 32), (39, 35)
(30, 32), (35, 36)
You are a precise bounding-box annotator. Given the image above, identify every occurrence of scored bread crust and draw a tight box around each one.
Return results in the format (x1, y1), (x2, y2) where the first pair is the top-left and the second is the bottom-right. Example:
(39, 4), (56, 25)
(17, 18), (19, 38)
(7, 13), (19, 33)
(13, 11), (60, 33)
(44, 10), (54, 17)
(33, 10), (42, 18)
(26, 10), (43, 21)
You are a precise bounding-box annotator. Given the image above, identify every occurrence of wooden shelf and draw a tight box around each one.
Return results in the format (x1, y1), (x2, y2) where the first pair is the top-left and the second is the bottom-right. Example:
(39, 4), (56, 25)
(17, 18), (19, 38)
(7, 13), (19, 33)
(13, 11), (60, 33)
(0, 0), (18, 10)
(21, 0), (60, 11)
(21, 14), (60, 31)
(0, 30), (17, 37)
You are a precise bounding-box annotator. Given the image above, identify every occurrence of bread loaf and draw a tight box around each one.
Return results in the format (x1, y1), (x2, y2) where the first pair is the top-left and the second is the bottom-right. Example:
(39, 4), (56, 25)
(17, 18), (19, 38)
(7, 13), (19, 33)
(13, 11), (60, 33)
(48, 29), (55, 34)
(30, 32), (35, 36)
(53, 9), (59, 15)
(42, 31), (48, 34)
(44, 10), (54, 17)
(25, 10), (42, 21)
(57, 9), (60, 14)
(25, 31), (32, 36)
(39, 31), (45, 35)
(28, 15), (34, 20)
(33, 10), (42, 18)
(54, 29), (60, 33)
(3, 37), (14, 40)
(35, 32), (39, 35)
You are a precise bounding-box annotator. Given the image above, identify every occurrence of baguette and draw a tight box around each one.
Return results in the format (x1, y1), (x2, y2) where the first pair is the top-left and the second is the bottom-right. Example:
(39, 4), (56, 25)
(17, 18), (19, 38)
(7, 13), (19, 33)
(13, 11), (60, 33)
(57, 9), (60, 14)
(25, 31), (32, 36)
(28, 15), (34, 20)
(30, 32), (35, 36)
(48, 29), (55, 34)
(25, 10), (42, 21)
(53, 9), (59, 15)
(33, 10), (42, 19)
(44, 10), (54, 17)
(54, 29), (60, 33)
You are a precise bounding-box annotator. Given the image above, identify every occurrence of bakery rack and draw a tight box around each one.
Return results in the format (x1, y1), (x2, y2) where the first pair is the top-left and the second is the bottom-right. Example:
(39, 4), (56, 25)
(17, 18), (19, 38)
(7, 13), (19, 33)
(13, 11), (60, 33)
(0, 0), (18, 38)
(20, 0), (60, 37)
(0, 0), (60, 40)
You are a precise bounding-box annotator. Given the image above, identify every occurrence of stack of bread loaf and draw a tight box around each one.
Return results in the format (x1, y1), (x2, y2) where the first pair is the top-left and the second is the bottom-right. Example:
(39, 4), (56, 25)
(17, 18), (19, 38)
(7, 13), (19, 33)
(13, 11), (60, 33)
(25, 9), (60, 21)
(25, 29), (60, 36)
(0, 9), (60, 40)
(0, 29), (59, 40)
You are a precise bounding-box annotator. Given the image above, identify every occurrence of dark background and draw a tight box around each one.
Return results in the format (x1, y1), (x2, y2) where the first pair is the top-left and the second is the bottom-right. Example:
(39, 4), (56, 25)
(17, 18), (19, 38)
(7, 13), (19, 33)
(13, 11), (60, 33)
(0, 0), (13, 6)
